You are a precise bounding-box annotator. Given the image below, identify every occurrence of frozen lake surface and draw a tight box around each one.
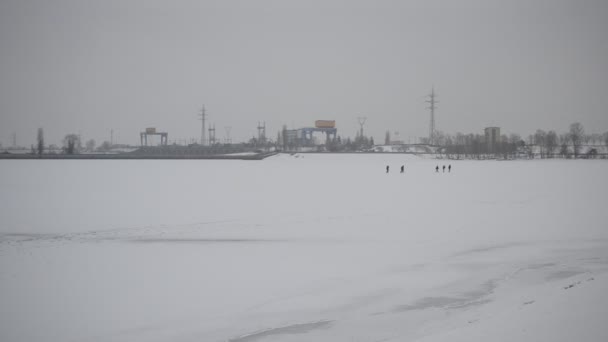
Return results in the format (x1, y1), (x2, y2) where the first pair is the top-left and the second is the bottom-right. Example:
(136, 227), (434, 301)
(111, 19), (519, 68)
(1, 154), (608, 342)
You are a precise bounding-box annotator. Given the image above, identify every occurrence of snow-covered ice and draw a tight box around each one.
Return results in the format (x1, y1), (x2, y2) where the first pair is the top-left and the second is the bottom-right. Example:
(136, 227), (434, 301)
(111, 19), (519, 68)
(1, 154), (607, 342)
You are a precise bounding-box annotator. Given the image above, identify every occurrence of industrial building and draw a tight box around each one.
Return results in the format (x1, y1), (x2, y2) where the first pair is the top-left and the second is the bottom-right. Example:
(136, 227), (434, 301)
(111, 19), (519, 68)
(484, 127), (500, 153)
(284, 120), (338, 149)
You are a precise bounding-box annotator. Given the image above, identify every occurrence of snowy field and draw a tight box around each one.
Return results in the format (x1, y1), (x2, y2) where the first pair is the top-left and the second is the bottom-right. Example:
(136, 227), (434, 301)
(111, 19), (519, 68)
(1, 154), (608, 342)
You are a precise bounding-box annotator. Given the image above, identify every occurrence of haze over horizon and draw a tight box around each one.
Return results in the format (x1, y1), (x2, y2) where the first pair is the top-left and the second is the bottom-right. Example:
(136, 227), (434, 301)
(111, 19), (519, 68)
(1, 0), (607, 146)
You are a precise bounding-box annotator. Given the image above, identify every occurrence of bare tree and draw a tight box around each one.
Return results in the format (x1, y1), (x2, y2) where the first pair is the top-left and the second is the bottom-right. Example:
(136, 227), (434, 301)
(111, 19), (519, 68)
(85, 139), (96, 152)
(545, 130), (558, 158)
(508, 133), (521, 145)
(559, 133), (571, 158)
(385, 130), (391, 145)
(276, 131), (281, 150)
(588, 133), (601, 145)
(37, 128), (44, 155)
(568, 122), (584, 158)
(282, 125), (288, 151)
(534, 129), (546, 158)
(63, 134), (81, 154)
(98, 141), (111, 151)
(434, 131), (448, 146)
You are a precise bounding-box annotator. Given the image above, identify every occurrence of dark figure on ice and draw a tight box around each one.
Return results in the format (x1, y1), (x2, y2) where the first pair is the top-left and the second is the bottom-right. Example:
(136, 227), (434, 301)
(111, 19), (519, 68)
(400, 165), (404, 173)
(386, 165), (389, 173)
(448, 164), (451, 172)
(442, 165), (446, 172)
(435, 165), (439, 172)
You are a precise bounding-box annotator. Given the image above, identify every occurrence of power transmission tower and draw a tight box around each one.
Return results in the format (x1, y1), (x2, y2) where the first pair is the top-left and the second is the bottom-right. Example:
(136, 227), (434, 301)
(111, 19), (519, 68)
(224, 126), (232, 144)
(426, 87), (438, 145)
(199, 105), (207, 145)
(257, 121), (266, 144)
(357, 117), (367, 138)
(208, 124), (216, 145)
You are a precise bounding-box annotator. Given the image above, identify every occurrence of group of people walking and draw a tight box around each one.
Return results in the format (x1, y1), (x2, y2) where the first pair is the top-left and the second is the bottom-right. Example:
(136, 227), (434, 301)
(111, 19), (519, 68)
(385, 165), (406, 173)
(385, 164), (452, 173)
(436, 165), (451, 173)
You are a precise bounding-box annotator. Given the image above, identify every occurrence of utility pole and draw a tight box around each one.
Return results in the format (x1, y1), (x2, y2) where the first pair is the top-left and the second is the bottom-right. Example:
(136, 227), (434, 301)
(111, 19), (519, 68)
(426, 87), (438, 145)
(199, 105), (207, 145)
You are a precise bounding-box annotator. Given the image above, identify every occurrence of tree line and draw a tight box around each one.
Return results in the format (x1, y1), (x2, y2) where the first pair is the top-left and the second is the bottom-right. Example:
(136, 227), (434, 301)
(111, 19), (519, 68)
(434, 122), (608, 159)
(27, 129), (113, 155)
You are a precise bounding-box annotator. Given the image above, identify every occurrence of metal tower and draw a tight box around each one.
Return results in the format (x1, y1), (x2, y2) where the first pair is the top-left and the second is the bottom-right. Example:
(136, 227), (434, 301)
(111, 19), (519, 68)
(426, 87), (438, 145)
(208, 124), (216, 145)
(257, 121), (266, 144)
(357, 117), (367, 138)
(199, 105), (207, 145)
(224, 126), (232, 144)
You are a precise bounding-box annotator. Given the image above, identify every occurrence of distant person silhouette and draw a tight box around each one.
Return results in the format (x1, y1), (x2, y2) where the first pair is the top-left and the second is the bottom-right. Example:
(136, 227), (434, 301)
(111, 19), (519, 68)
(448, 164), (452, 172)
(443, 165), (446, 172)
(435, 165), (439, 172)
(400, 165), (404, 173)
(386, 165), (389, 173)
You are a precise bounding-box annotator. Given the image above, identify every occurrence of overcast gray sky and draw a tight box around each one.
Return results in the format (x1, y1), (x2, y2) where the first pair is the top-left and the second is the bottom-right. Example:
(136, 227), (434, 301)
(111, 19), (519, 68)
(1, 0), (607, 146)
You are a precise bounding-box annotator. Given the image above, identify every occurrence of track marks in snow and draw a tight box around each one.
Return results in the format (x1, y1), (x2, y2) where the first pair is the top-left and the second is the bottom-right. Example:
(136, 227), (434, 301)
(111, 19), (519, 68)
(0, 220), (258, 246)
(384, 243), (608, 327)
(546, 269), (587, 281)
(392, 280), (497, 313)
(564, 276), (595, 290)
(394, 296), (492, 312)
(131, 238), (282, 244)
(452, 242), (526, 257)
(228, 320), (333, 342)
